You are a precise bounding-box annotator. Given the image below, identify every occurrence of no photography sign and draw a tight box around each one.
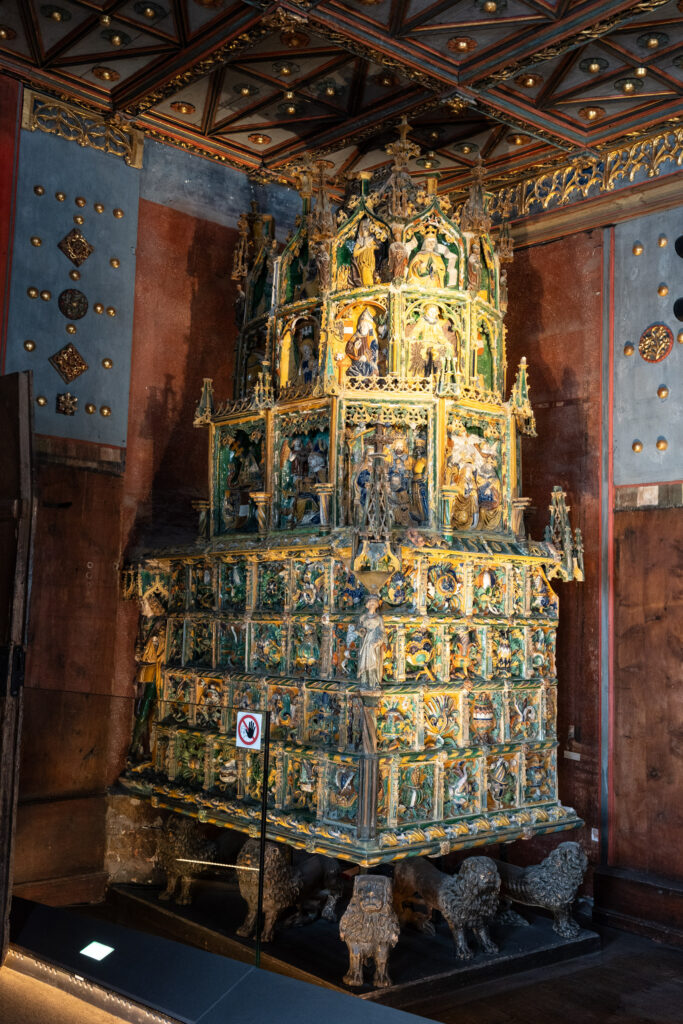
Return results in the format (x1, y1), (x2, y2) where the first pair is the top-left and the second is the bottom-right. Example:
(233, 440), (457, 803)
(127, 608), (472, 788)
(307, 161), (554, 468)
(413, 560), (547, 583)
(236, 710), (263, 750)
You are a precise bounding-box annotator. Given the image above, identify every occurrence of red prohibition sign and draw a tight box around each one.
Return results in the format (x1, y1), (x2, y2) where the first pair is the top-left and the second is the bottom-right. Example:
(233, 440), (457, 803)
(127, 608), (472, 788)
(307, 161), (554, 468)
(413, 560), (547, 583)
(238, 713), (260, 746)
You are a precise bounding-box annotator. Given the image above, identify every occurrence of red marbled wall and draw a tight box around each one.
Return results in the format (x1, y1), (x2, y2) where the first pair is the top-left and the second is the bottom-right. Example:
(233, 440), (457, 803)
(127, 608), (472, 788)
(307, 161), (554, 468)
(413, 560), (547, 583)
(504, 229), (604, 869)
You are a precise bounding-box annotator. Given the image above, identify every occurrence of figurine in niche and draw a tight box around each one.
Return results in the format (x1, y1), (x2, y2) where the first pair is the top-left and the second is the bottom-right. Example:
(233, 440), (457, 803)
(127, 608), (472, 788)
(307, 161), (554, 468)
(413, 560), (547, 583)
(477, 447), (502, 529)
(499, 266), (508, 312)
(467, 240), (482, 294)
(408, 302), (458, 377)
(496, 842), (588, 938)
(340, 875), (399, 989)
(358, 596), (386, 689)
(313, 240), (331, 292)
(475, 328), (494, 390)
(157, 815), (218, 905)
(295, 322), (318, 385)
(388, 223), (409, 281)
(407, 228), (446, 288)
(345, 308), (380, 378)
(221, 429), (263, 531)
(279, 430), (328, 528)
(352, 218), (378, 287)
(234, 283), (246, 328)
(393, 856), (500, 960)
(129, 593), (166, 762)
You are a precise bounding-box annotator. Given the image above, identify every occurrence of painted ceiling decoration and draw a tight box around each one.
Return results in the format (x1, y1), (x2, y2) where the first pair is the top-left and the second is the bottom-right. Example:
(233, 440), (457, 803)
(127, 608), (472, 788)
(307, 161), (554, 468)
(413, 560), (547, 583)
(0, 0), (681, 197)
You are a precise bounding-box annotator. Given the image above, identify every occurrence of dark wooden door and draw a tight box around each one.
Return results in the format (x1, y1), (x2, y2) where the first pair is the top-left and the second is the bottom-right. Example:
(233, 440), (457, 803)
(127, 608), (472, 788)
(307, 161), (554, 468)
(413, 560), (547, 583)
(0, 372), (34, 965)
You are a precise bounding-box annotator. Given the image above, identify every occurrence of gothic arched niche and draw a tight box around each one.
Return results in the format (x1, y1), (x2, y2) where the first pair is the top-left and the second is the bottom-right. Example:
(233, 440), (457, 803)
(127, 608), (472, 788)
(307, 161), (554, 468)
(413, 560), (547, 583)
(405, 299), (462, 378)
(277, 313), (320, 390)
(333, 299), (388, 381)
(334, 211), (390, 291)
(404, 215), (464, 289)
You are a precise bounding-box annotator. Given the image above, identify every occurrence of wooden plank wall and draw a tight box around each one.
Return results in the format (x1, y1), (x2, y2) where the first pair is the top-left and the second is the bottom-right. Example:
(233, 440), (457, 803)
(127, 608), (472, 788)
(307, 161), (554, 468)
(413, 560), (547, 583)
(611, 507), (683, 877)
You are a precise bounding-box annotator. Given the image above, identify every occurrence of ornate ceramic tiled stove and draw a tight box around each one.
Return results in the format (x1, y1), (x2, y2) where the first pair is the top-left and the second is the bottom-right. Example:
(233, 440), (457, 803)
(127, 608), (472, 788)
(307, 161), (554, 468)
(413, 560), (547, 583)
(121, 128), (584, 867)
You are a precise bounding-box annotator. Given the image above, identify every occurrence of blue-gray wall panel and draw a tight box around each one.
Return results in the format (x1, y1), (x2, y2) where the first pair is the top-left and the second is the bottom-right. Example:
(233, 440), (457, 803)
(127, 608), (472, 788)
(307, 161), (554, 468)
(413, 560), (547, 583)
(5, 128), (140, 446)
(613, 210), (683, 486)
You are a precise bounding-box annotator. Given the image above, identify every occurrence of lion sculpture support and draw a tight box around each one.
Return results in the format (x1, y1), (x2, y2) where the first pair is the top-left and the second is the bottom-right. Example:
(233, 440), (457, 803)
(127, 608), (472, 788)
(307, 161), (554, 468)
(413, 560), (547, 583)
(394, 855), (500, 960)
(236, 839), (342, 943)
(339, 875), (400, 989)
(496, 841), (588, 938)
(157, 815), (218, 905)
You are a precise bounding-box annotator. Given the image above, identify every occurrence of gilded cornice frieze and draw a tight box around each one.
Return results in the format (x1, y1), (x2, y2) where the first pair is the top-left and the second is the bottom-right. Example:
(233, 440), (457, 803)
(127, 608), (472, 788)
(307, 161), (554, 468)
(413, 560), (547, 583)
(21, 90), (143, 169)
(451, 125), (683, 223)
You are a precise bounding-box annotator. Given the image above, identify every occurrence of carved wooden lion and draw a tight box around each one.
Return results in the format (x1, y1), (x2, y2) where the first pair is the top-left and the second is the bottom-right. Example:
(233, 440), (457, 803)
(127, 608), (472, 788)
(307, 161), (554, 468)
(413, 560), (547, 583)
(497, 841), (588, 938)
(394, 855), (500, 960)
(339, 875), (400, 989)
(156, 815), (217, 905)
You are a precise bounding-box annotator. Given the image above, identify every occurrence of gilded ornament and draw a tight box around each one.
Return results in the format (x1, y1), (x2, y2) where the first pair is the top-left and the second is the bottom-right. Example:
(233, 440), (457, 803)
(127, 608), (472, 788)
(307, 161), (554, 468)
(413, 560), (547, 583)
(66, 324), (76, 334)
(634, 66), (648, 77)
(33, 185), (45, 195)
(579, 57), (608, 74)
(110, 257), (120, 268)
(23, 340), (36, 352)
(678, 331), (683, 344)
(632, 242), (643, 255)
(30, 236), (42, 247)
(656, 437), (668, 451)
(55, 191), (66, 201)
(49, 342), (89, 384)
(135, 2), (164, 18)
(69, 269), (80, 281)
(56, 392), (78, 415)
(58, 288), (88, 320)
(632, 440), (643, 452)
(657, 235), (667, 247)
(75, 196), (86, 208)
(515, 74), (542, 88)
(657, 283), (668, 296)
(578, 106), (604, 121)
(171, 102), (196, 116)
(92, 66), (120, 82)
(0, 27), (17, 40)
(100, 405), (112, 416)
(57, 227), (94, 267)
(94, 202), (104, 213)
(85, 403), (96, 414)
(27, 287), (39, 298)
(623, 342), (634, 356)
(94, 303), (104, 314)
(657, 385), (669, 399)
(102, 357), (113, 369)
(74, 214), (84, 225)
(106, 306), (117, 317)
(447, 37), (477, 53)
(36, 395), (47, 406)
(113, 208), (124, 218)
(40, 290), (51, 301)
(249, 133), (271, 145)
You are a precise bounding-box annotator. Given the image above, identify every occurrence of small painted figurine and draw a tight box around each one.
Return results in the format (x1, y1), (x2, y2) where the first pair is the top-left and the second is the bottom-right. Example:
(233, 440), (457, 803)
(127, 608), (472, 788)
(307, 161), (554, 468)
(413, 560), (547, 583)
(129, 592), (166, 762)
(388, 223), (409, 281)
(357, 596), (386, 689)
(340, 875), (399, 988)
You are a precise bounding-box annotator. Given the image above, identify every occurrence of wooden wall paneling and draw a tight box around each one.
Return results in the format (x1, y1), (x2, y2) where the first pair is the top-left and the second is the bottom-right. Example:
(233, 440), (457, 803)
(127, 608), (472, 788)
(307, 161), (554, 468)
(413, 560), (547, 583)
(610, 508), (683, 879)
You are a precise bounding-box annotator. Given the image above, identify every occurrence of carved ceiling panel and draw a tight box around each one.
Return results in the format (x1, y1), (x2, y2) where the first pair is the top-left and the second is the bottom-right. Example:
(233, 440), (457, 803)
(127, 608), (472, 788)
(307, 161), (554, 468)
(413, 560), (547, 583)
(0, 0), (680, 191)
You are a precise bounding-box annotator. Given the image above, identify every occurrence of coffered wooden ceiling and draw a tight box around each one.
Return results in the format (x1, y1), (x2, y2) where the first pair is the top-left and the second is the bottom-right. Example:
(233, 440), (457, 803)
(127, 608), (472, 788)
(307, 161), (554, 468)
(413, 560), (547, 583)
(1, 0), (681, 191)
